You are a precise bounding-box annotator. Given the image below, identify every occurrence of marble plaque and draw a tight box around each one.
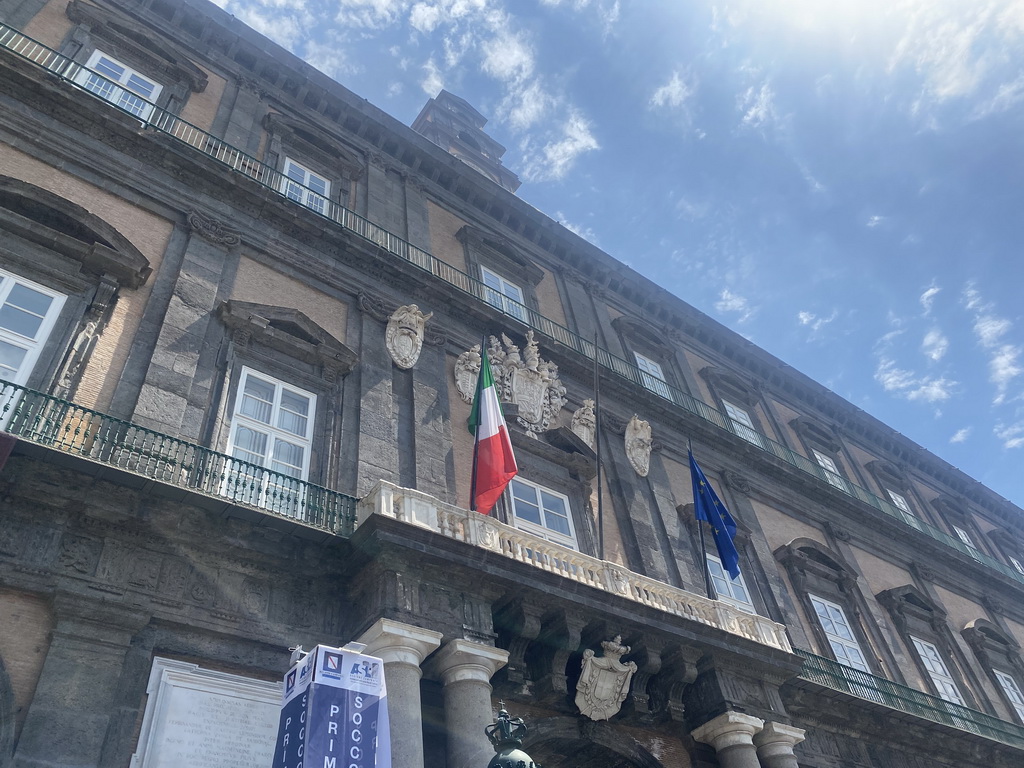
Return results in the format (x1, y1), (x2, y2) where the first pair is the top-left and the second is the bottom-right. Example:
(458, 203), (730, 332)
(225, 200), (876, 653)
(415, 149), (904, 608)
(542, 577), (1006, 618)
(131, 657), (282, 768)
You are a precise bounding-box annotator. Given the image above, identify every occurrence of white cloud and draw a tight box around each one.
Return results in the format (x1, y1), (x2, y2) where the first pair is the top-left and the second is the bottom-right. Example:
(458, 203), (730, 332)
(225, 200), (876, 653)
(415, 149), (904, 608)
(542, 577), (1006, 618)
(962, 282), (1023, 404)
(420, 57), (445, 96)
(650, 71), (695, 110)
(335, 0), (410, 28)
(738, 80), (776, 129)
(996, 422), (1024, 449)
(919, 283), (940, 313)
(866, 214), (885, 228)
(481, 26), (535, 82)
(922, 328), (949, 361)
(556, 211), (599, 245)
(410, 2), (443, 33)
(499, 80), (554, 131)
(521, 111), (600, 181)
(874, 357), (957, 403)
(950, 427), (971, 444)
(716, 289), (754, 323)
(798, 309), (838, 334)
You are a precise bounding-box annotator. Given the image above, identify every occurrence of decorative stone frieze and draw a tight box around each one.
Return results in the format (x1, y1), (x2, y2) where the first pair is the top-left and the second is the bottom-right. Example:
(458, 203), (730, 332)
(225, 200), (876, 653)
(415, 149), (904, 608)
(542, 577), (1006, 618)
(186, 208), (241, 246)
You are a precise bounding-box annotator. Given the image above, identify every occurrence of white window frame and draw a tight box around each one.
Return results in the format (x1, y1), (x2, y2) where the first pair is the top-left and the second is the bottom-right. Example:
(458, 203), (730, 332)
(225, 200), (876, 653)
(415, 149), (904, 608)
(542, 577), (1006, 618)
(810, 594), (871, 672)
(722, 399), (764, 448)
(887, 489), (924, 530)
(1010, 556), (1024, 576)
(809, 593), (883, 702)
(994, 669), (1024, 722)
(952, 525), (976, 549)
(225, 367), (316, 518)
(634, 352), (671, 399)
(707, 552), (755, 613)
(910, 636), (966, 706)
(280, 157), (331, 215)
(0, 267), (66, 387)
(73, 49), (163, 120)
(813, 450), (848, 492)
(480, 266), (527, 322)
(507, 477), (577, 550)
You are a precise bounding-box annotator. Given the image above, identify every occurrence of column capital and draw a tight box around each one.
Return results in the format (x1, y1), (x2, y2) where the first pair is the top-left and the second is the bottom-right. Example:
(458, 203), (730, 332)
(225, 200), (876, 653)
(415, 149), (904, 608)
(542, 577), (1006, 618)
(427, 639), (509, 685)
(753, 721), (806, 760)
(691, 711), (764, 751)
(357, 618), (443, 669)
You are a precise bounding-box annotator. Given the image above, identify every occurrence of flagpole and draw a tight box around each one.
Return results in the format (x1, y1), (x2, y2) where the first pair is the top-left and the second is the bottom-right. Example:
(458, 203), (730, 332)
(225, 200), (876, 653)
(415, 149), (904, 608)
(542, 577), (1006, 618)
(593, 332), (604, 561)
(690, 440), (714, 600)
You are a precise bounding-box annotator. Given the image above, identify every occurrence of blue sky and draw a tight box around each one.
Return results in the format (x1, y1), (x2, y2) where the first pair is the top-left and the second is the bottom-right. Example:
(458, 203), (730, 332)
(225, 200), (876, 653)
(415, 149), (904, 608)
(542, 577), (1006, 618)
(214, 0), (1024, 507)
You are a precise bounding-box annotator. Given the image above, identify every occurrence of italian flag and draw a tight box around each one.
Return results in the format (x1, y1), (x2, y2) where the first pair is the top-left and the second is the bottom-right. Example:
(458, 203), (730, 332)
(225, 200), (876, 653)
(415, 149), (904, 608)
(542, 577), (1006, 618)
(468, 347), (518, 515)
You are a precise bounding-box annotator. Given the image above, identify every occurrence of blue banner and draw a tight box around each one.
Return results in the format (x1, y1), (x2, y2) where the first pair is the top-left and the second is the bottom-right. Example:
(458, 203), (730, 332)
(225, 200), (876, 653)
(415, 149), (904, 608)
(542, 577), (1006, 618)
(272, 645), (390, 768)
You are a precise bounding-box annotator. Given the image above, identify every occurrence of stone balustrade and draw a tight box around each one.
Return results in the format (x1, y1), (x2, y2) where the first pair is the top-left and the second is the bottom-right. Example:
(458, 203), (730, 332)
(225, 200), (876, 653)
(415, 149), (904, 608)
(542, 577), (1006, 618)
(357, 481), (791, 652)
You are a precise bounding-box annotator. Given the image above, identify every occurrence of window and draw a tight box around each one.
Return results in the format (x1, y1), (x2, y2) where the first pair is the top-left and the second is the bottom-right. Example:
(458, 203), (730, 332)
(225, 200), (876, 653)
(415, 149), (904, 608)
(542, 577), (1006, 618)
(810, 594), (871, 672)
(994, 670), (1024, 722)
(281, 158), (330, 215)
(707, 553), (755, 613)
(225, 368), (316, 517)
(0, 268), (66, 386)
(634, 352), (671, 399)
(1011, 556), (1024, 576)
(722, 399), (764, 447)
(73, 50), (163, 120)
(813, 450), (848, 492)
(508, 477), (577, 549)
(910, 636), (966, 706)
(480, 266), (527, 321)
(887, 489), (924, 530)
(952, 525), (976, 549)
(809, 593), (884, 702)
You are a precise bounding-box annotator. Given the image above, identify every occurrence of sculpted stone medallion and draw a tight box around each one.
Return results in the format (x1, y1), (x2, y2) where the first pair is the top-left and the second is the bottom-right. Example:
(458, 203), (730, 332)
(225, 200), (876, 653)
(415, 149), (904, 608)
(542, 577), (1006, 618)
(454, 345), (482, 403)
(575, 635), (638, 721)
(386, 304), (433, 369)
(625, 414), (652, 477)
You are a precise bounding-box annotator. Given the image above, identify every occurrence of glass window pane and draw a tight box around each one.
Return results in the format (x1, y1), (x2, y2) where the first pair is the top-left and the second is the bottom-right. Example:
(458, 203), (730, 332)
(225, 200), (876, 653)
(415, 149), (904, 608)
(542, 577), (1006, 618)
(241, 377), (275, 423)
(0, 305), (43, 339)
(94, 57), (124, 80)
(271, 439), (305, 476)
(0, 339), (27, 377)
(125, 73), (156, 98)
(233, 427), (268, 463)
(278, 390), (310, 435)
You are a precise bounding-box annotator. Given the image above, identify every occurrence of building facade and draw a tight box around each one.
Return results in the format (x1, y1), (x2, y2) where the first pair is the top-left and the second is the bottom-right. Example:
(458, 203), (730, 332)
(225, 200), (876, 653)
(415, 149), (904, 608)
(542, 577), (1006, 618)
(1, 1), (1024, 767)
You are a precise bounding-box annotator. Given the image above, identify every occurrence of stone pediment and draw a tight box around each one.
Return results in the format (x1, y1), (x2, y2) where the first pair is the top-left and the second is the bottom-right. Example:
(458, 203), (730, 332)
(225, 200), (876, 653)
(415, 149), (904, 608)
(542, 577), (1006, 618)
(219, 301), (358, 374)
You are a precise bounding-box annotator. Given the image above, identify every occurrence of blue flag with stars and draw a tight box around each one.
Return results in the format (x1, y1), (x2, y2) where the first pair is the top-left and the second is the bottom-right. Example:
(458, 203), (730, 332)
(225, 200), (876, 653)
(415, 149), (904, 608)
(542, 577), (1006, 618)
(689, 450), (741, 579)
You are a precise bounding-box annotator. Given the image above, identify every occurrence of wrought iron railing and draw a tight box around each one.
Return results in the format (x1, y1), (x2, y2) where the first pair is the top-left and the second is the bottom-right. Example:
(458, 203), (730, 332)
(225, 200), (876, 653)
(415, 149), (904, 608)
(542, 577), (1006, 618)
(2, 23), (1022, 586)
(796, 648), (1024, 748)
(0, 380), (357, 534)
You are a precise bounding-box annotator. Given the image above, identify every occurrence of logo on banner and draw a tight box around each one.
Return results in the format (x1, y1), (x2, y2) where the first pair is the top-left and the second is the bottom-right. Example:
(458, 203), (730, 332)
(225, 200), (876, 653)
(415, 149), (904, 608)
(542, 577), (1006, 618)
(321, 651), (344, 680)
(285, 669), (297, 695)
(349, 660), (380, 684)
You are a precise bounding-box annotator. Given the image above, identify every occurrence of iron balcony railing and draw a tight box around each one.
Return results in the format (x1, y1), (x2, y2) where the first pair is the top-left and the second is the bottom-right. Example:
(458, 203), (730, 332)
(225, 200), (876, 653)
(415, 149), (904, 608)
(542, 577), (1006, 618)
(2, 23), (1022, 587)
(796, 648), (1024, 749)
(0, 380), (357, 535)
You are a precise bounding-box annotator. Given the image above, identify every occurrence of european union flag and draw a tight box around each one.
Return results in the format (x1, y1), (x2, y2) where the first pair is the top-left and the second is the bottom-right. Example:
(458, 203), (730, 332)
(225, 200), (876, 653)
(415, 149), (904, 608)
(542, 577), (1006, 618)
(689, 450), (741, 579)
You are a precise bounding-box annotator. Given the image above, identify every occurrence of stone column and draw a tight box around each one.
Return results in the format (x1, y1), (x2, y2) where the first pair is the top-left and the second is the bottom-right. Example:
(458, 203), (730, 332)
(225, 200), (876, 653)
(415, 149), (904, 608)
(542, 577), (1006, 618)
(358, 618), (442, 768)
(691, 711), (764, 768)
(753, 722), (805, 768)
(427, 639), (509, 768)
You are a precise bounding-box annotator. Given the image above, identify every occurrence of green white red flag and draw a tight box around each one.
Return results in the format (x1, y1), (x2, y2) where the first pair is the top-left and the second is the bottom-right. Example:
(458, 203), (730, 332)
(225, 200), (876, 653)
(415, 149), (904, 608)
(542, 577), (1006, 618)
(468, 346), (518, 515)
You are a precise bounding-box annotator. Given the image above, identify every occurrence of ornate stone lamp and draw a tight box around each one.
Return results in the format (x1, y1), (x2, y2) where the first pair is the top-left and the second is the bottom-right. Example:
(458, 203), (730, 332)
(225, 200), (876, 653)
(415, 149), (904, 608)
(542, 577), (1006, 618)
(485, 703), (541, 768)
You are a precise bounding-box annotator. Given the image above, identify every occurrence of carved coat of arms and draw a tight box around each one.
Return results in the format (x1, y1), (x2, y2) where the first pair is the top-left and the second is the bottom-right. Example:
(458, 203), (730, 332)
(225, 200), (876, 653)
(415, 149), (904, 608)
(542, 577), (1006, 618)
(575, 635), (637, 721)
(453, 331), (567, 434)
(625, 414), (652, 477)
(386, 304), (432, 369)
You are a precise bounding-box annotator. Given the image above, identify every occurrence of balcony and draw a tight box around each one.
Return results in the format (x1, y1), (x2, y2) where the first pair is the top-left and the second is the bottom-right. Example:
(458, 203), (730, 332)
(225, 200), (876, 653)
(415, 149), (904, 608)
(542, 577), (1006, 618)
(1, 22), (1022, 589)
(0, 380), (357, 534)
(795, 649), (1024, 749)
(358, 480), (792, 652)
